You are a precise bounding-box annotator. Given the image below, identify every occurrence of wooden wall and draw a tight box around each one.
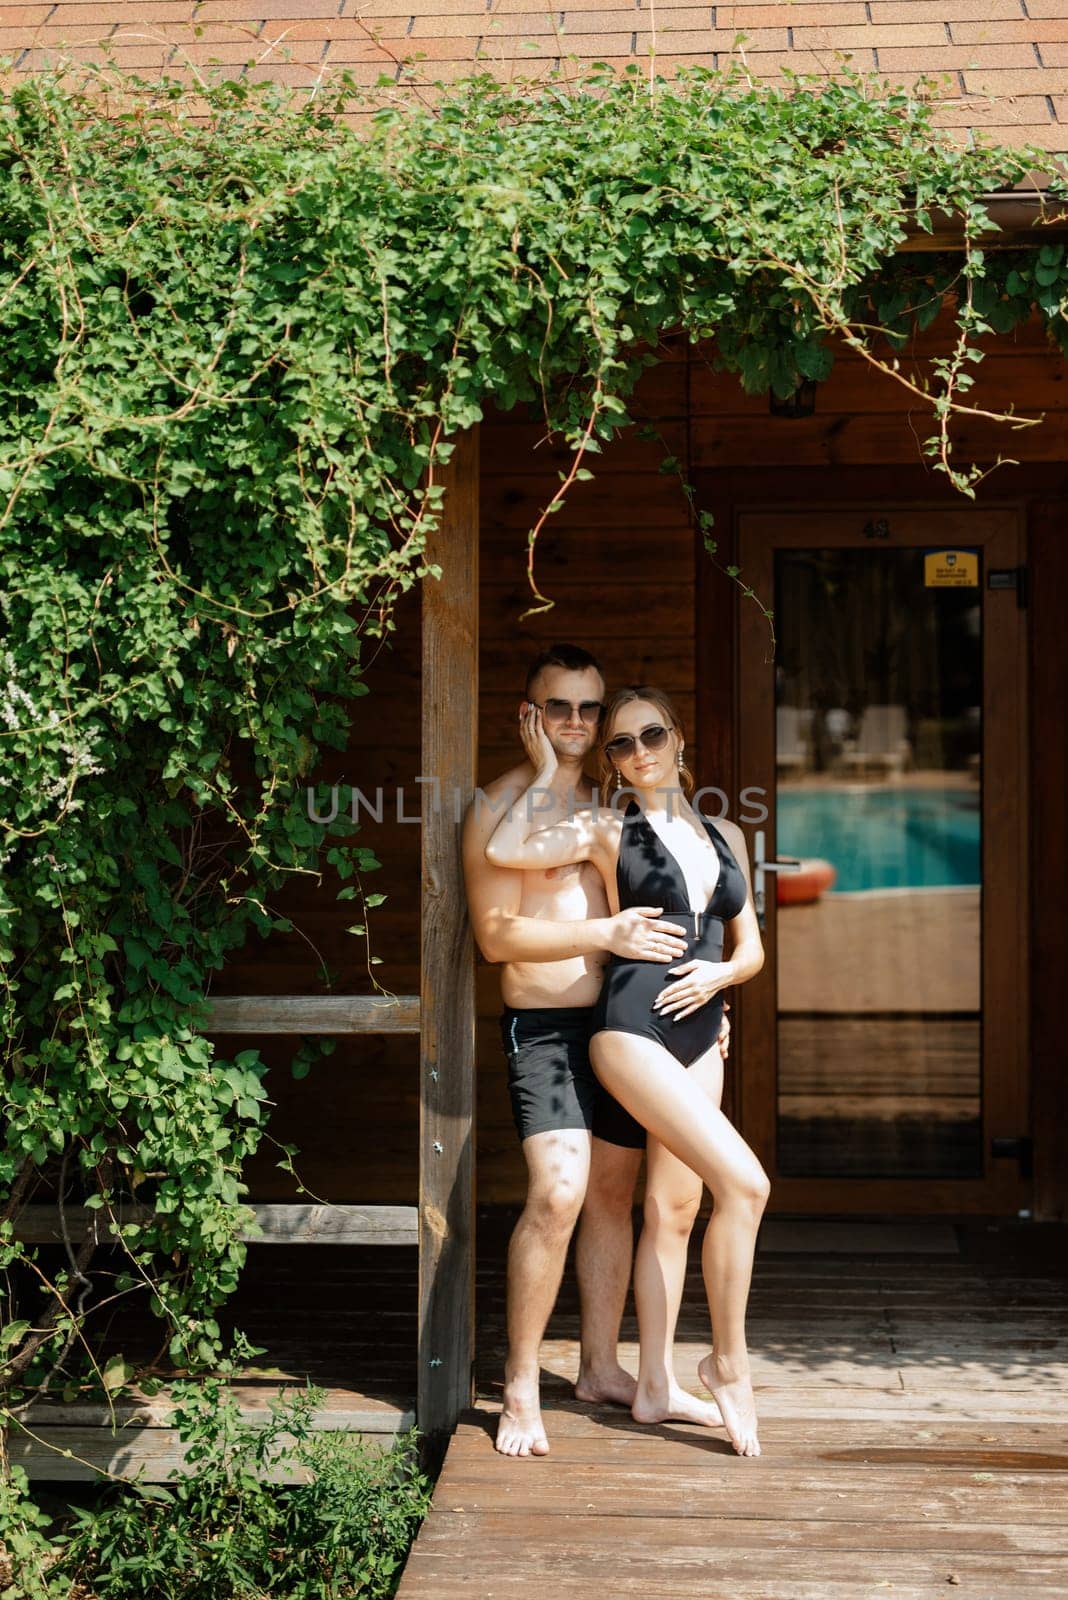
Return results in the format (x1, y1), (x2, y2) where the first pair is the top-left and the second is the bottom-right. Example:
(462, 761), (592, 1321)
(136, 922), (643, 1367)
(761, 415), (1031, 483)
(214, 315), (1068, 1217)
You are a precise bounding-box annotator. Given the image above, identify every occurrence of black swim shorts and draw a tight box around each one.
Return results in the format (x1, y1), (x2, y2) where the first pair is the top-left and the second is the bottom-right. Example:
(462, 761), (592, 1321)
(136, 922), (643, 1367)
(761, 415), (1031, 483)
(500, 1004), (646, 1150)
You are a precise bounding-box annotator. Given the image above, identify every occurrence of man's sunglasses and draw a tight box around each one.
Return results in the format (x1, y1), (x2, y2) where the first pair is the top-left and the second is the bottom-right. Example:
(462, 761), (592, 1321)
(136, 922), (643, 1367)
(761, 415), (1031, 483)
(603, 723), (672, 761)
(532, 698), (604, 726)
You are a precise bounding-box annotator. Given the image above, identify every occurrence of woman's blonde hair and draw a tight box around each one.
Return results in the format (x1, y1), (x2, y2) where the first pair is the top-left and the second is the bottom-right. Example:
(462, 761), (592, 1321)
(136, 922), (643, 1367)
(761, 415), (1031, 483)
(597, 685), (694, 796)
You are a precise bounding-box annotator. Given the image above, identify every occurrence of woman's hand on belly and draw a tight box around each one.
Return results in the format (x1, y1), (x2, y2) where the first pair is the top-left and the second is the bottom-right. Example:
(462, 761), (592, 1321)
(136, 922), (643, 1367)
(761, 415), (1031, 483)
(652, 959), (734, 1022)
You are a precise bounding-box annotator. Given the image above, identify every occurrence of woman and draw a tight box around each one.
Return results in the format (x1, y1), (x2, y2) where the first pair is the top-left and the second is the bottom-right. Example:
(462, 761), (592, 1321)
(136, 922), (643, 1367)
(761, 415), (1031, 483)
(486, 686), (769, 1456)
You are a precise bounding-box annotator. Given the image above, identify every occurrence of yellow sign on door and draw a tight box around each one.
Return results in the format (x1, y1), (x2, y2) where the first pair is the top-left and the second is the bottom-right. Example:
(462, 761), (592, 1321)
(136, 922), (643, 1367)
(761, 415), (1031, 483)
(924, 549), (979, 587)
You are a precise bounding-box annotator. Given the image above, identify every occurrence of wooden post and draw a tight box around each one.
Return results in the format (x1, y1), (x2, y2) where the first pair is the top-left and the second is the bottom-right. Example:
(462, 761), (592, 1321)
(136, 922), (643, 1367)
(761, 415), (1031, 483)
(418, 425), (479, 1448)
(1030, 498), (1068, 1222)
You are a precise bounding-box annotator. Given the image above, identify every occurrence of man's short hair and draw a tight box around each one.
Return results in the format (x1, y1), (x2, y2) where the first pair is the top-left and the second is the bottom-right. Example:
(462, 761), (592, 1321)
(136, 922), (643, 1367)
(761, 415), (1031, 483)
(524, 643), (604, 699)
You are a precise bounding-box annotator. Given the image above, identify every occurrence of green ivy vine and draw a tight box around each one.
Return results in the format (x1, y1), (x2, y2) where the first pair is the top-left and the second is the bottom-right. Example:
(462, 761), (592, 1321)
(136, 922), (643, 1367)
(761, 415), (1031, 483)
(1, 53), (1066, 1505)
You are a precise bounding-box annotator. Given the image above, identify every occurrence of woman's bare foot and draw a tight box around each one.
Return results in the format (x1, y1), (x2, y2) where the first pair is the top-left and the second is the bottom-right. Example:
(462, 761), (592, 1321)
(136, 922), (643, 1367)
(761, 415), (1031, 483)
(574, 1362), (638, 1408)
(631, 1380), (724, 1429)
(495, 1378), (550, 1457)
(698, 1353), (760, 1457)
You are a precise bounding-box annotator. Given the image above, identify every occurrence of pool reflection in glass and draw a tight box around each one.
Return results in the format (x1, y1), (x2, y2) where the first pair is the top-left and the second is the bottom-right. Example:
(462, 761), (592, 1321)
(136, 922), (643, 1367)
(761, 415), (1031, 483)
(773, 548), (982, 1180)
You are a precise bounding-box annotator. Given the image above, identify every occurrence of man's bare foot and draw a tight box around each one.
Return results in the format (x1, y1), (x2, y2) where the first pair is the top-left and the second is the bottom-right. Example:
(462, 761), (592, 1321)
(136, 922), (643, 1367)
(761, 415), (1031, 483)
(574, 1363), (637, 1408)
(697, 1353), (760, 1457)
(495, 1379), (550, 1458)
(631, 1380), (724, 1429)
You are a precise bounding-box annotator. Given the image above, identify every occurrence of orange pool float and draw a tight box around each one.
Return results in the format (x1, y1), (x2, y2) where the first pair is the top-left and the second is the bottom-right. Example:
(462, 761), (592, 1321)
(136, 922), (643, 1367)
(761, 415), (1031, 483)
(776, 857), (837, 906)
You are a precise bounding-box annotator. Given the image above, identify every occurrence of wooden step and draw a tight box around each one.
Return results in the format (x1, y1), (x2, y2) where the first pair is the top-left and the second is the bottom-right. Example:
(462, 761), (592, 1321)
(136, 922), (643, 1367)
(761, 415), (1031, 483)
(12, 1386), (415, 1483)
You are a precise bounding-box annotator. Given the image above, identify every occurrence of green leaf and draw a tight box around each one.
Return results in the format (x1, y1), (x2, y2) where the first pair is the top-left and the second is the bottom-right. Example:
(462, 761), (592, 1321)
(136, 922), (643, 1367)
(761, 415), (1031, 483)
(102, 1355), (134, 1392)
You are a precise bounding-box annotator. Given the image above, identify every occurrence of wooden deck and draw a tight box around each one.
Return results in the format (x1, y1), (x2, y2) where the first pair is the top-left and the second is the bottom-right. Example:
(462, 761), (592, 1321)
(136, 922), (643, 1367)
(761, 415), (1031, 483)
(398, 1218), (1068, 1600)
(16, 1207), (1068, 1600)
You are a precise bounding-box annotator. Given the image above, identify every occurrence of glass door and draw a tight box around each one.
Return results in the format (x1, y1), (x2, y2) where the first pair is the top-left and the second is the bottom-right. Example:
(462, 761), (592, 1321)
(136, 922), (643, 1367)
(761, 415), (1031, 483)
(736, 510), (1029, 1214)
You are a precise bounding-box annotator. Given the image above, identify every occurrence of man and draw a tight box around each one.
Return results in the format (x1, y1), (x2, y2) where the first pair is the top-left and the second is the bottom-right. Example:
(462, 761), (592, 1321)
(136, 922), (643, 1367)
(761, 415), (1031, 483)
(463, 643), (726, 1457)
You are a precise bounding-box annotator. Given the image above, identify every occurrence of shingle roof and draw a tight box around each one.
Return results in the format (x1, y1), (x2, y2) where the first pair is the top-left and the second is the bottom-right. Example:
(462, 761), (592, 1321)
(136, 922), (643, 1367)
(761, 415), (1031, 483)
(2, 0), (1068, 152)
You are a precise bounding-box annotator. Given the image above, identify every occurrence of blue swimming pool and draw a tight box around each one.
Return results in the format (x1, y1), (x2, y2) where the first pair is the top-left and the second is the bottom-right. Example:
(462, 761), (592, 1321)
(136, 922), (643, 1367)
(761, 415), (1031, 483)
(775, 786), (981, 894)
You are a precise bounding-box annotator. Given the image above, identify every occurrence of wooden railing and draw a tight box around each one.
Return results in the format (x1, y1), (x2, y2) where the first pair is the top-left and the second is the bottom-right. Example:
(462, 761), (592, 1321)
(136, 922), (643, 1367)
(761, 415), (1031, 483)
(17, 995), (423, 1249)
(204, 994), (421, 1035)
(16, 1200), (420, 1247)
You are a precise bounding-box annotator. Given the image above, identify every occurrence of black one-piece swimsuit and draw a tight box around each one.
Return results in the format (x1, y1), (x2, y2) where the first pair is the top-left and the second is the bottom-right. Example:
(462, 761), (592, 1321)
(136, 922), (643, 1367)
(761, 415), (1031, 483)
(592, 800), (749, 1068)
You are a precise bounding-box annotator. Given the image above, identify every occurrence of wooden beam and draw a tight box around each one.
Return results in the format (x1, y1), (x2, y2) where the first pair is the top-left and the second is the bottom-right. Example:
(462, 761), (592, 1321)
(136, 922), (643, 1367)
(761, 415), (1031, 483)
(14, 1203), (418, 1247)
(419, 424), (479, 1444)
(897, 195), (1068, 253)
(1029, 498), (1068, 1222)
(896, 228), (1068, 253)
(13, 1391), (414, 1482)
(202, 995), (420, 1033)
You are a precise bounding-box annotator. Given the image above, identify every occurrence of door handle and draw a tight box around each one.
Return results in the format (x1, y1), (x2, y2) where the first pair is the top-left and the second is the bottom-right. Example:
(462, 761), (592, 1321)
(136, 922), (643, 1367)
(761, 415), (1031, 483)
(753, 829), (802, 930)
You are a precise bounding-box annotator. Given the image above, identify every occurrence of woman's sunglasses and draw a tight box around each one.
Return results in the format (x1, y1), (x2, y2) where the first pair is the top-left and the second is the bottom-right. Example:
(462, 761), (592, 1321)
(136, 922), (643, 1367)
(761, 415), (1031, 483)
(604, 723), (672, 761)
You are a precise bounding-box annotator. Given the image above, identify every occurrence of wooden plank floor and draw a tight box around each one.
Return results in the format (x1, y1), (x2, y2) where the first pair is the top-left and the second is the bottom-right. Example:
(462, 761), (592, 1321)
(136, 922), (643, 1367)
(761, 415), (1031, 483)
(399, 1219), (1068, 1600)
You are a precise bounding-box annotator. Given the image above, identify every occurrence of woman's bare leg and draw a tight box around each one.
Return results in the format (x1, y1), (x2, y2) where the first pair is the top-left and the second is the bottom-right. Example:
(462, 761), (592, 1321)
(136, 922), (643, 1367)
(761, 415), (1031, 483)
(590, 1031), (769, 1457)
(631, 1045), (725, 1429)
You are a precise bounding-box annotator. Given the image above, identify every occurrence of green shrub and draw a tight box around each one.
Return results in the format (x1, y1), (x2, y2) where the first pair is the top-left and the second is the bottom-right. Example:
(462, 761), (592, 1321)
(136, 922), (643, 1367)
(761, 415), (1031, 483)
(3, 1375), (431, 1600)
(0, 1464), (66, 1600)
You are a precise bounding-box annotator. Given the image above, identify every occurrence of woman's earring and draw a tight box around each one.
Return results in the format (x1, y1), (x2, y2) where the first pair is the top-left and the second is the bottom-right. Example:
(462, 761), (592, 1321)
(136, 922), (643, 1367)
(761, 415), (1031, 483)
(614, 767), (622, 791)
(677, 748), (684, 772)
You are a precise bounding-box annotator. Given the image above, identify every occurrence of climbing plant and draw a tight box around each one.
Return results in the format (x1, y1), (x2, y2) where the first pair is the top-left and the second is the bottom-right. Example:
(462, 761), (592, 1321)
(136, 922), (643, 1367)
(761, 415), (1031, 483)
(1, 51), (1066, 1501)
